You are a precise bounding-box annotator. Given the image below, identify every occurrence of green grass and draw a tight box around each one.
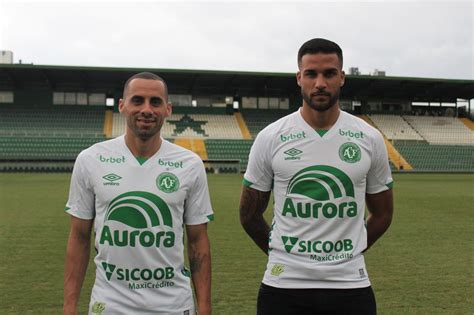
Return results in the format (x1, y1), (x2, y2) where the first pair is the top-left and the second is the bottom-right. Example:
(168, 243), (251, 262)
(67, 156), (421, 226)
(0, 173), (472, 314)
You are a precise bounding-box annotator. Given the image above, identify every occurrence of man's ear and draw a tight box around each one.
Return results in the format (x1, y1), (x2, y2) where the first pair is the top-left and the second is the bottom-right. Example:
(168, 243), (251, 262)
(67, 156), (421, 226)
(166, 102), (172, 117)
(118, 99), (124, 113)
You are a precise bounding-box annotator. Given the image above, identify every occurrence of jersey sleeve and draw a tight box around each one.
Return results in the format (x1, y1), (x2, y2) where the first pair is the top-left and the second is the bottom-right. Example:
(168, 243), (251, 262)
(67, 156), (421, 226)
(366, 131), (393, 194)
(243, 130), (273, 192)
(65, 151), (95, 219)
(183, 160), (214, 225)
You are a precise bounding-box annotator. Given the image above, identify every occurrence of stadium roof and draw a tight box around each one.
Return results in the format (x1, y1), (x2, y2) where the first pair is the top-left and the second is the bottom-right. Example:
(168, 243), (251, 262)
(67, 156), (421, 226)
(1, 63), (473, 102)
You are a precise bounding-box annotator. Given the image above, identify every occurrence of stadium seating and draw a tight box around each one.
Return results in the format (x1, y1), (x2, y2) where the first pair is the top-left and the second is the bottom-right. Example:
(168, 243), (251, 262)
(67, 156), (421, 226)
(394, 140), (474, 171)
(205, 139), (254, 170)
(0, 135), (105, 160)
(113, 113), (244, 139)
(0, 106), (105, 137)
(1, 104), (472, 173)
(369, 114), (423, 140)
(368, 114), (473, 171)
(403, 116), (474, 145)
(0, 106), (106, 170)
(163, 114), (243, 139)
(112, 113), (127, 138)
(241, 109), (291, 137)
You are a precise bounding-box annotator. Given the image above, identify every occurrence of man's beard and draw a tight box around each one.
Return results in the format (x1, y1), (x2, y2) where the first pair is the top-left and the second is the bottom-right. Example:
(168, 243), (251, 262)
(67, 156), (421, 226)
(127, 114), (164, 141)
(302, 88), (340, 112)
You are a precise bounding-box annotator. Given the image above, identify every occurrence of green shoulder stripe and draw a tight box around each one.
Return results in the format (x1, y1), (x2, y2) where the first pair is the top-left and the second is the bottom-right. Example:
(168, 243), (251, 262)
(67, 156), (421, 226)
(242, 178), (253, 187)
(386, 181), (394, 189)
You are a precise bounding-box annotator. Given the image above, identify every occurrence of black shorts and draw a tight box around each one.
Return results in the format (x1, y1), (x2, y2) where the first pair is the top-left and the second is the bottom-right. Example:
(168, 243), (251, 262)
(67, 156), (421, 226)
(257, 283), (377, 315)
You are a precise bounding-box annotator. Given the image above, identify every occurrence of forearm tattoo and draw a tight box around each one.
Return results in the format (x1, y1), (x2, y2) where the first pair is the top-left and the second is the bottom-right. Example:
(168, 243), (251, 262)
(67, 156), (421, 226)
(240, 187), (271, 254)
(189, 251), (205, 273)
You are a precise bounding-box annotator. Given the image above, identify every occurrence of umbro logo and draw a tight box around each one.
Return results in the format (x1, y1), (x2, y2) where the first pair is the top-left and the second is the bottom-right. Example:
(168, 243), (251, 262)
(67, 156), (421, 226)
(102, 173), (121, 186)
(284, 148), (303, 160)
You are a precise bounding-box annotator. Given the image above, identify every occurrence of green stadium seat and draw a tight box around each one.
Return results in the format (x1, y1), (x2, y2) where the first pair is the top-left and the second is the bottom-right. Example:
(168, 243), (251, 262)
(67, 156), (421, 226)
(394, 140), (474, 171)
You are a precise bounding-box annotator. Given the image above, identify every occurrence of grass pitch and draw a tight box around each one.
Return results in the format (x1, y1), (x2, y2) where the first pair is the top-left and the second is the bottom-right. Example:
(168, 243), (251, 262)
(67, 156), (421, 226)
(0, 173), (472, 314)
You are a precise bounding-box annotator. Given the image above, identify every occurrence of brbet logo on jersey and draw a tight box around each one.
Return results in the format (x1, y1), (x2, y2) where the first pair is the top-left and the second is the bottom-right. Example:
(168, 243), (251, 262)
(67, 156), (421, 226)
(99, 191), (175, 248)
(283, 165), (357, 219)
(158, 158), (184, 169)
(156, 172), (180, 193)
(339, 142), (361, 163)
(280, 131), (306, 142)
(339, 129), (364, 139)
(99, 155), (126, 164)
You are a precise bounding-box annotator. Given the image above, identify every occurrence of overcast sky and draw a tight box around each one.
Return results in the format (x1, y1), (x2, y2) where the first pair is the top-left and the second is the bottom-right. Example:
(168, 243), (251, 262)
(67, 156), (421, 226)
(0, 0), (472, 80)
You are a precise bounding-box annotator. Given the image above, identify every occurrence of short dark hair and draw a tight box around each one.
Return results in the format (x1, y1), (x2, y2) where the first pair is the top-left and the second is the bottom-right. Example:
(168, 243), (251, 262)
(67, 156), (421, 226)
(297, 38), (343, 68)
(123, 72), (168, 99)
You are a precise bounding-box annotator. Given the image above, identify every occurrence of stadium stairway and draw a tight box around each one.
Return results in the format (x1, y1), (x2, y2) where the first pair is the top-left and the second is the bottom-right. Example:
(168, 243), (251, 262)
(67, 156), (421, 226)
(459, 118), (474, 131)
(234, 112), (252, 140)
(358, 115), (413, 171)
(174, 138), (208, 160)
(103, 110), (114, 137)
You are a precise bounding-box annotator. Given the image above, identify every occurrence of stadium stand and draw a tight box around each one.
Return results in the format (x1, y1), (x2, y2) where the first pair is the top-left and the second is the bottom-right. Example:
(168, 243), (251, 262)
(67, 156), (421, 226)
(403, 116), (474, 145)
(367, 114), (473, 171)
(0, 136), (104, 160)
(111, 112), (249, 171)
(2, 105), (472, 173)
(163, 114), (243, 139)
(1, 63), (472, 174)
(234, 112), (252, 139)
(357, 114), (414, 171)
(174, 138), (208, 160)
(369, 114), (423, 140)
(459, 117), (474, 131)
(0, 106), (104, 137)
(198, 111), (297, 172)
(394, 141), (473, 171)
(241, 109), (291, 137)
(112, 113), (127, 138)
(112, 113), (244, 139)
(0, 106), (106, 171)
(205, 139), (254, 171)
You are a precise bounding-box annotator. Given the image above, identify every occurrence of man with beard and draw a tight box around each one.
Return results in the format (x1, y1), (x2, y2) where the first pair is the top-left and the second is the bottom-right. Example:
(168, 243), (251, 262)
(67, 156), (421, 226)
(64, 72), (213, 315)
(240, 38), (393, 314)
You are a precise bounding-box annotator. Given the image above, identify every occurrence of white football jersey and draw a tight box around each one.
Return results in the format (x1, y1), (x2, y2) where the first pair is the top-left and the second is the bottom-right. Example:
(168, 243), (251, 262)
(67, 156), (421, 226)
(244, 109), (392, 289)
(66, 136), (213, 314)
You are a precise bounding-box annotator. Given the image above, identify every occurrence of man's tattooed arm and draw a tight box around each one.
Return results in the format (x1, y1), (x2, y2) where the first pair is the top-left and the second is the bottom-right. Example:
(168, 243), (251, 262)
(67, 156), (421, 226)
(187, 223), (211, 315)
(189, 252), (204, 274)
(239, 186), (271, 255)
